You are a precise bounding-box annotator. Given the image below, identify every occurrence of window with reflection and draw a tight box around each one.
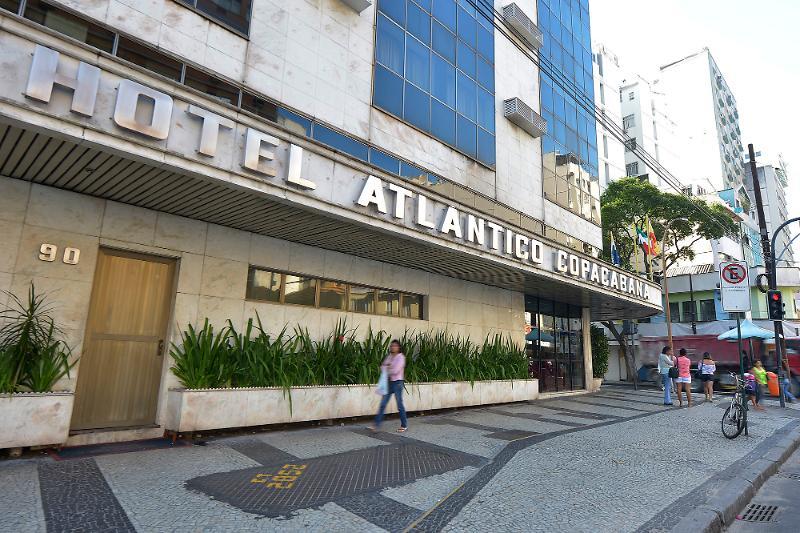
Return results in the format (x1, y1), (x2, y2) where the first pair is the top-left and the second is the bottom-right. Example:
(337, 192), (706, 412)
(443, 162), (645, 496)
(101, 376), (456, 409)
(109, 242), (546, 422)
(24, 0), (115, 52)
(179, 0), (252, 35)
(319, 280), (347, 310)
(246, 268), (281, 302)
(525, 296), (585, 393)
(349, 285), (376, 314)
(538, 0), (599, 224)
(377, 290), (401, 316)
(373, 0), (495, 167)
(283, 275), (317, 307)
(117, 37), (183, 81)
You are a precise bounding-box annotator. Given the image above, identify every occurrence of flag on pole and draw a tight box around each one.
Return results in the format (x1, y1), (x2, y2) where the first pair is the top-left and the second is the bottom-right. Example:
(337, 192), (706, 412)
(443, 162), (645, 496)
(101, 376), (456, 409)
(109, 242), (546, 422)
(646, 216), (660, 256)
(610, 232), (620, 266)
(636, 224), (651, 256)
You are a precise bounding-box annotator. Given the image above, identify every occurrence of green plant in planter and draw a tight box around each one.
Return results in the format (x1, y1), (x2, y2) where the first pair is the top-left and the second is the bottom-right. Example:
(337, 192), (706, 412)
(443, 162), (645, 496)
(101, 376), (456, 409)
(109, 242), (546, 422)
(590, 324), (610, 378)
(0, 285), (75, 393)
(170, 319), (235, 389)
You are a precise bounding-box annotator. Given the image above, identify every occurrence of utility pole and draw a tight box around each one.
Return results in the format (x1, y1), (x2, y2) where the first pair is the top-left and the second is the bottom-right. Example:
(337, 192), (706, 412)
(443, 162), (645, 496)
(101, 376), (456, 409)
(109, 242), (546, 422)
(747, 144), (785, 407)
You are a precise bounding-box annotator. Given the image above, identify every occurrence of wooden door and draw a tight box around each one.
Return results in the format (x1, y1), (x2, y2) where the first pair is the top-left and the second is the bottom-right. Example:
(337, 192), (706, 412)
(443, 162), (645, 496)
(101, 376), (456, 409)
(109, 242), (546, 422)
(71, 249), (176, 430)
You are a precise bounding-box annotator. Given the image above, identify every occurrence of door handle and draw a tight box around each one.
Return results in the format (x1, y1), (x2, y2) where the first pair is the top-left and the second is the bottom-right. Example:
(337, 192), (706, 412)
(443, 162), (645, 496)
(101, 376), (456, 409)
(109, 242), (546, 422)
(157, 339), (164, 357)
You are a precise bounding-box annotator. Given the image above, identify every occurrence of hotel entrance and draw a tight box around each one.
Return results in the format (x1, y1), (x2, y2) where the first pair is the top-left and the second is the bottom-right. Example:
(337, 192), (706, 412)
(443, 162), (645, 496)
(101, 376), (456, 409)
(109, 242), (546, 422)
(71, 249), (176, 431)
(525, 296), (585, 392)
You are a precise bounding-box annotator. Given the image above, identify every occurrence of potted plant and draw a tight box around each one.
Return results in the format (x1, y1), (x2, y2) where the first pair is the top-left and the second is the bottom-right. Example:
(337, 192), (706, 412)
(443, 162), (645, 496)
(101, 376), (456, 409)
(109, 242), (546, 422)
(590, 324), (609, 392)
(0, 285), (77, 451)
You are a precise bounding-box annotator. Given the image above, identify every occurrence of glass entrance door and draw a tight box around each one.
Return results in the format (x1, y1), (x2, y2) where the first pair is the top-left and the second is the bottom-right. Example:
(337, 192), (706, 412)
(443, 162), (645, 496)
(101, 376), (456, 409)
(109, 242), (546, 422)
(525, 296), (585, 393)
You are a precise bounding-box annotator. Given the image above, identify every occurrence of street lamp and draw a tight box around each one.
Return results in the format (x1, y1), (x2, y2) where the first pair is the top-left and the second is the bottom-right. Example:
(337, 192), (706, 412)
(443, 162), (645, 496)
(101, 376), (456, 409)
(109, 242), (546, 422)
(660, 218), (689, 352)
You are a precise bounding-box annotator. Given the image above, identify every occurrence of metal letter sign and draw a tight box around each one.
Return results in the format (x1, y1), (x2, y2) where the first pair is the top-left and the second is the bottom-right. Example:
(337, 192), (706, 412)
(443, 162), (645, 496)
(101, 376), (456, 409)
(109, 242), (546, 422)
(719, 261), (751, 312)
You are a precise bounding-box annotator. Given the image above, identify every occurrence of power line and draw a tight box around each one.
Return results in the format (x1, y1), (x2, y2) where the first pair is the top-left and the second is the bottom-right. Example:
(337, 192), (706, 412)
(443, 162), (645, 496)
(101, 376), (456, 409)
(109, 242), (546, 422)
(465, 0), (739, 239)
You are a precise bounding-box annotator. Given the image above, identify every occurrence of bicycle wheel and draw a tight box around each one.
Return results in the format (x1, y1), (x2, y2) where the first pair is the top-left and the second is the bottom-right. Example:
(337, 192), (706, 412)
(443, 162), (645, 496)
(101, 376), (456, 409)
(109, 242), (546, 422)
(722, 403), (745, 439)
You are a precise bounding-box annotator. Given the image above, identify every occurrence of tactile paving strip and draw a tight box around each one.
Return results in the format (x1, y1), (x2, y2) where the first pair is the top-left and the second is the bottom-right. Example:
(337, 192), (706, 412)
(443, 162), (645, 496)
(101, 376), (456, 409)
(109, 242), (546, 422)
(186, 442), (481, 517)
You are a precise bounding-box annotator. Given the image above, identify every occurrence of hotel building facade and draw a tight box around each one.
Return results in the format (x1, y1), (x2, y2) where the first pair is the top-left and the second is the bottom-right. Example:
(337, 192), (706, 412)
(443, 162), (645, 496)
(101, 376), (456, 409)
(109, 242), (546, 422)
(0, 0), (660, 445)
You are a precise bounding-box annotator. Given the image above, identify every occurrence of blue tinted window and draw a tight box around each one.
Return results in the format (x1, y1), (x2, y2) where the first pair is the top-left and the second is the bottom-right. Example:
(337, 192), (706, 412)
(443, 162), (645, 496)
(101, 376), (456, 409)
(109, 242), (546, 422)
(376, 15), (405, 75)
(374, 65), (403, 116)
(378, 0), (405, 26)
(431, 53), (456, 106)
(431, 21), (456, 63)
(432, 0), (456, 31)
(413, 0), (431, 12)
(313, 124), (369, 160)
(375, 0), (494, 166)
(456, 71), (476, 121)
(431, 99), (455, 145)
(457, 0), (475, 16)
(476, 86), (494, 131)
(456, 7), (476, 46)
(370, 149), (401, 174)
(456, 40), (476, 78)
(400, 161), (428, 179)
(476, 56), (493, 91)
(406, 36), (430, 90)
(477, 129), (495, 167)
(476, 25), (493, 61)
(277, 108), (312, 136)
(407, 1), (430, 44)
(404, 82), (430, 131)
(456, 115), (477, 157)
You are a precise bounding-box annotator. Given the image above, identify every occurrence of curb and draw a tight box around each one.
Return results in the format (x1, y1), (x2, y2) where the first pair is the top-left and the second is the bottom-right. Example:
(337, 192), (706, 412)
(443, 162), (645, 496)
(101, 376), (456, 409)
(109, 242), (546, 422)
(670, 426), (800, 533)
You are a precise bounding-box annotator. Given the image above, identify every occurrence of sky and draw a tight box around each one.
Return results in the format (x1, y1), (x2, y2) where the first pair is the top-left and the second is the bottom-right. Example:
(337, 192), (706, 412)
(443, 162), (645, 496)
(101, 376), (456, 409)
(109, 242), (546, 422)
(589, 0), (800, 254)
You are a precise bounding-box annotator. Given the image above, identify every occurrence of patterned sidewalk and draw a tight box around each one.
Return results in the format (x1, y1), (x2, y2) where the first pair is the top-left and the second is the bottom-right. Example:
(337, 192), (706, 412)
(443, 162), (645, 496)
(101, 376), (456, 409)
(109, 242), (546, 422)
(1, 386), (799, 532)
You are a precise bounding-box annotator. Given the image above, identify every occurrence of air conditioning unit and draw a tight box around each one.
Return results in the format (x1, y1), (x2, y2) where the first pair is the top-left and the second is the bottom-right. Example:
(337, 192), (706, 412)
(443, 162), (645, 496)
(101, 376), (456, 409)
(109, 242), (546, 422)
(503, 97), (547, 138)
(338, 0), (372, 13)
(502, 3), (544, 49)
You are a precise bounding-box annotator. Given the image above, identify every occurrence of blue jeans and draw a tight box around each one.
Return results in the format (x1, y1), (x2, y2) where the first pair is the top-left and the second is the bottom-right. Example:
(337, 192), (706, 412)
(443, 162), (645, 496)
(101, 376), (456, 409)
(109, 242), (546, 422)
(784, 378), (797, 402)
(662, 373), (672, 404)
(375, 380), (407, 428)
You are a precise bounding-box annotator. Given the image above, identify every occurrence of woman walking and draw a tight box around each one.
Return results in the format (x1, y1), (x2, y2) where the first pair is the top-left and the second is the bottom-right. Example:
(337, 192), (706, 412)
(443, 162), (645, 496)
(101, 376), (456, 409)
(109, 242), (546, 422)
(658, 346), (675, 406)
(370, 340), (408, 433)
(698, 352), (716, 402)
(675, 348), (692, 407)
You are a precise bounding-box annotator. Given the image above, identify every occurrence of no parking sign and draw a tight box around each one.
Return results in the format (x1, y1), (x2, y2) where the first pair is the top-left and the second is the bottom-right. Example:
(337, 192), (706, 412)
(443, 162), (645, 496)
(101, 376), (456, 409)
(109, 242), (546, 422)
(719, 261), (751, 312)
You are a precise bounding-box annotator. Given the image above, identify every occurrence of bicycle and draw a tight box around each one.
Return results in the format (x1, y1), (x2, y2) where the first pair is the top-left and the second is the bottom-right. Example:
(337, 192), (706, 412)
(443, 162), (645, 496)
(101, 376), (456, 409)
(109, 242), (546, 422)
(721, 372), (749, 439)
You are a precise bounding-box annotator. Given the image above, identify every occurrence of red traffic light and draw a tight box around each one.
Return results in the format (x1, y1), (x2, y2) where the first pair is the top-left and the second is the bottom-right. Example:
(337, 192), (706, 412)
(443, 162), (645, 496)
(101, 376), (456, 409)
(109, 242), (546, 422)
(771, 293), (781, 301)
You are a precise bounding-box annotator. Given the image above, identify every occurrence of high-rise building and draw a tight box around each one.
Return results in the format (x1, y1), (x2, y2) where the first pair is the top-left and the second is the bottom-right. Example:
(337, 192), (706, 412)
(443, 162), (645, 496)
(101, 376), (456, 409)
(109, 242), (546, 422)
(745, 153), (796, 266)
(592, 44), (626, 190)
(618, 76), (683, 190)
(0, 0), (661, 445)
(658, 48), (746, 197)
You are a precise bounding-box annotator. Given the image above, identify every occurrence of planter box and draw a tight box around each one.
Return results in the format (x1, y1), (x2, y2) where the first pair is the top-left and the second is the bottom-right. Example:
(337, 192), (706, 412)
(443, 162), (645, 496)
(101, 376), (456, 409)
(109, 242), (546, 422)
(591, 377), (604, 392)
(0, 392), (74, 449)
(166, 379), (538, 433)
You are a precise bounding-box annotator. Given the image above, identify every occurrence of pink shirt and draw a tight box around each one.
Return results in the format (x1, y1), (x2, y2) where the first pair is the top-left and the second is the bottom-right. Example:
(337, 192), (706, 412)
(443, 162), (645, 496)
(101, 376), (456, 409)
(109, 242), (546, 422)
(382, 353), (406, 381)
(676, 356), (691, 378)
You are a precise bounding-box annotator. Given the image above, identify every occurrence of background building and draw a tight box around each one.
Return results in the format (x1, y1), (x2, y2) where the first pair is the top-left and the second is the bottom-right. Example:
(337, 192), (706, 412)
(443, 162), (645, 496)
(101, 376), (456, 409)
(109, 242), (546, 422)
(745, 152), (796, 266)
(592, 43), (625, 190)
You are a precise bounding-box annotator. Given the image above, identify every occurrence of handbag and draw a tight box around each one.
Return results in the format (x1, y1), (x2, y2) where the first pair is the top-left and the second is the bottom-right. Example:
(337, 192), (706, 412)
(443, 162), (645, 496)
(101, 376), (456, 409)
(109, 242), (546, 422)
(375, 367), (388, 396)
(668, 357), (679, 379)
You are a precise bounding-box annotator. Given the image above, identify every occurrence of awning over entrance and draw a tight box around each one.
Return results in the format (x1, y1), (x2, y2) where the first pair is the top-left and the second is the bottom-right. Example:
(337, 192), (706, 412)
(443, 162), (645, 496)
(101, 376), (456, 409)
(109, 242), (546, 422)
(0, 28), (661, 320)
(0, 119), (658, 320)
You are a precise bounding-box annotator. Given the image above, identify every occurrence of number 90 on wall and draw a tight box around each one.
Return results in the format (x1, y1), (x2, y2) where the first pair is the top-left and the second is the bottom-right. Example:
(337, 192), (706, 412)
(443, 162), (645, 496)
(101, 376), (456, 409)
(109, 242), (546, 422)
(39, 243), (80, 265)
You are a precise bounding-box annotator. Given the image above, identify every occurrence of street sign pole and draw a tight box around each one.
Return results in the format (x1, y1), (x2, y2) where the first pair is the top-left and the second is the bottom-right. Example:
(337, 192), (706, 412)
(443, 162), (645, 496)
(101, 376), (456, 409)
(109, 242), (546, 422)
(720, 261), (751, 384)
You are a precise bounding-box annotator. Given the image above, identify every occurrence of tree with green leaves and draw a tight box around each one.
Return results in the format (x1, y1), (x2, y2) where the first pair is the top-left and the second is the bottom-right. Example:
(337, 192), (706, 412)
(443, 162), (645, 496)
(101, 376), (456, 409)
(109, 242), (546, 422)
(601, 177), (740, 274)
(598, 177), (740, 385)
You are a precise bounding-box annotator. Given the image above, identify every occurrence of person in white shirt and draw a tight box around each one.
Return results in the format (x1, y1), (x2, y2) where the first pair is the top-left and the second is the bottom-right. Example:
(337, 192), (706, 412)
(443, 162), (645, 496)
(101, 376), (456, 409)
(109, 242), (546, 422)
(698, 352), (716, 402)
(658, 346), (675, 406)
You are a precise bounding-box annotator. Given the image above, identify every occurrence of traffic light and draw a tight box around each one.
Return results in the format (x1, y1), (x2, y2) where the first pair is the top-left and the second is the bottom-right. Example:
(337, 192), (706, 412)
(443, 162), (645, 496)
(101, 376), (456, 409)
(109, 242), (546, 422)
(767, 290), (785, 320)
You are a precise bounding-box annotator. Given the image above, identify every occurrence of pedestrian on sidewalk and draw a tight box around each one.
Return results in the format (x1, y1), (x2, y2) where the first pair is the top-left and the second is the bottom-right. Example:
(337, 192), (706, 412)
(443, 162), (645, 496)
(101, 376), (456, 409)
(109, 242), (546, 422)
(370, 339), (408, 433)
(783, 360), (796, 403)
(674, 348), (692, 407)
(752, 360), (768, 408)
(698, 352), (716, 402)
(658, 346), (675, 406)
